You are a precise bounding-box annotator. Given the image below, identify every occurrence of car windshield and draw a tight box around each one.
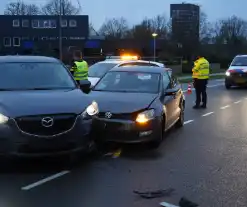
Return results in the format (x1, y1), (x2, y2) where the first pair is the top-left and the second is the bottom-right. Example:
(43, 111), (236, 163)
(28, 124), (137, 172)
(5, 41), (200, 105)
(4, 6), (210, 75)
(88, 63), (118, 77)
(231, 56), (247, 66)
(0, 62), (76, 90)
(94, 71), (160, 93)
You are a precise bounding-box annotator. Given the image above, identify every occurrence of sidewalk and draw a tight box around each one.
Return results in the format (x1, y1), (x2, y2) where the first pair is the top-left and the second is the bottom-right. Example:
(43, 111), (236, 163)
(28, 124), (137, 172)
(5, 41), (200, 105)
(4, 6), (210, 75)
(178, 73), (224, 80)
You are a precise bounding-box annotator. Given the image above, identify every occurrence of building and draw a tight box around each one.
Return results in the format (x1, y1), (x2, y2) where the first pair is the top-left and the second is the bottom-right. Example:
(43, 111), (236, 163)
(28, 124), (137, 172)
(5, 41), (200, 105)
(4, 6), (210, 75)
(170, 3), (200, 46)
(0, 15), (89, 56)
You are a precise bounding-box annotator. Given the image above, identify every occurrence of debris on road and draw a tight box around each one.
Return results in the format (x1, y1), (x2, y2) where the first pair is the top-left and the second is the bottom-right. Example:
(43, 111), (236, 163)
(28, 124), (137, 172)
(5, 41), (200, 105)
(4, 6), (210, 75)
(112, 149), (122, 158)
(133, 188), (174, 199)
(160, 201), (179, 207)
(103, 148), (122, 158)
(160, 197), (198, 207)
(179, 197), (198, 207)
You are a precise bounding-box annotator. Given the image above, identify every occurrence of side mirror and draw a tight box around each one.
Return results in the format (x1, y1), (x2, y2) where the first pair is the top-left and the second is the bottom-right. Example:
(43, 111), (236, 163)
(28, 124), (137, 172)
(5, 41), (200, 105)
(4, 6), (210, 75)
(165, 88), (177, 96)
(79, 80), (91, 93)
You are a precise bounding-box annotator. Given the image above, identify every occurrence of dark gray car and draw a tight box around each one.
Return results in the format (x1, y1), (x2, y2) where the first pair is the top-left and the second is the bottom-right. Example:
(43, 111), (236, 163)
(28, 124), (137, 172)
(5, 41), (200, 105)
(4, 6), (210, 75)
(0, 56), (98, 158)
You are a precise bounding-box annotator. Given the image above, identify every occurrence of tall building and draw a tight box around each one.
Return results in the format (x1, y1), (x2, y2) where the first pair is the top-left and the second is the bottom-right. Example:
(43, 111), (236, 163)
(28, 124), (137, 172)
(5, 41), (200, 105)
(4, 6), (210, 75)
(170, 3), (200, 45)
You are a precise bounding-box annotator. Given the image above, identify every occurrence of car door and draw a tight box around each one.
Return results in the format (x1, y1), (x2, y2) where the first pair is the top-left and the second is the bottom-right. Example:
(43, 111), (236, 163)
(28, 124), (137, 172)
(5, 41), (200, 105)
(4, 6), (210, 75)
(169, 74), (182, 121)
(161, 72), (177, 127)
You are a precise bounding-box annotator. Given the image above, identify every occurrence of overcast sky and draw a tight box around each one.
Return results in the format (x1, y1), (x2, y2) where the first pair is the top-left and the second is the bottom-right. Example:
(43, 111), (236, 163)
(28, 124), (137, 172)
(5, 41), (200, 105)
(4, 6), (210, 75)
(0, 0), (246, 29)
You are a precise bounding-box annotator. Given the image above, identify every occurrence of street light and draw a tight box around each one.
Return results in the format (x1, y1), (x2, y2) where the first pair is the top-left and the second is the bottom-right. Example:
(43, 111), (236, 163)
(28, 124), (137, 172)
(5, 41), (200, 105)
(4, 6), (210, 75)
(59, 0), (63, 60)
(152, 33), (158, 61)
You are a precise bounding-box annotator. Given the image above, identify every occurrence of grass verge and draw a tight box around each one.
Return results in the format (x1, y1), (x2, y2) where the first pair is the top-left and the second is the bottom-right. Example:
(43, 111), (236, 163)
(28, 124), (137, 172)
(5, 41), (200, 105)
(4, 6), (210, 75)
(178, 74), (225, 83)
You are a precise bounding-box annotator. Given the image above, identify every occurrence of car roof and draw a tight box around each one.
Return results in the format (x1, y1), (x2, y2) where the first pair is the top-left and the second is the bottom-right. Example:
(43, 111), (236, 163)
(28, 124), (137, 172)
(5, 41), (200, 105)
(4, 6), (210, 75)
(98, 59), (164, 66)
(235, 55), (247, 58)
(110, 66), (165, 73)
(0, 55), (60, 63)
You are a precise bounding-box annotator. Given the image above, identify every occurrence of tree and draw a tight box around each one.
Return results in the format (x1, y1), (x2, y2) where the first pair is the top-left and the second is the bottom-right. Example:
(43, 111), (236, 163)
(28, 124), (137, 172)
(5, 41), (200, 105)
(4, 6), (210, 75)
(99, 17), (129, 39)
(199, 11), (212, 44)
(212, 16), (247, 44)
(4, 0), (40, 15)
(41, 0), (80, 15)
(128, 14), (168, 39)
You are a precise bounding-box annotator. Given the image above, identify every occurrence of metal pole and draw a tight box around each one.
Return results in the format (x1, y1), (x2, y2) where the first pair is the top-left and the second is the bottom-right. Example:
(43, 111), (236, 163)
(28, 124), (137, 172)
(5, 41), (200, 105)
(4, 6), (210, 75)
(59, 0), (62, 60)
(153, 37), (156, 61)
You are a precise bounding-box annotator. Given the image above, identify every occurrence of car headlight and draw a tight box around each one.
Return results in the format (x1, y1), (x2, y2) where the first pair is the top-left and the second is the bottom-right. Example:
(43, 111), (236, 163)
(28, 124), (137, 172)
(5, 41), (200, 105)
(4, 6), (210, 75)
(136, 109), (155, 124)
(225, 71), (230, 76)
(81, 101), (99, 118)
(0, 114), (9, 124)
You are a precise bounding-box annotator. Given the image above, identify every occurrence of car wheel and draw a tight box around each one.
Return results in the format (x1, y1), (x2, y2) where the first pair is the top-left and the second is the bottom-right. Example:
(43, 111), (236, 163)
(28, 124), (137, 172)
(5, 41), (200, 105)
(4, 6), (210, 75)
(225, 82), (231, 89)
(148, 117), (164, 149)
(175, 101), (184, 128)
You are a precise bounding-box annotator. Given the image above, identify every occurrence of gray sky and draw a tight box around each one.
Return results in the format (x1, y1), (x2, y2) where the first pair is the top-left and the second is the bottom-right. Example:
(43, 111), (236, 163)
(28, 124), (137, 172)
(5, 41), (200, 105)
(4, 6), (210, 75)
(0, 0), (247, 29)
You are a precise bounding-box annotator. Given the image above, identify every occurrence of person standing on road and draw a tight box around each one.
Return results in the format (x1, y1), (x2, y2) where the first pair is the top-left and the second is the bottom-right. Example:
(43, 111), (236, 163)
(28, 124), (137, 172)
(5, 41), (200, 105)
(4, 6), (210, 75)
(192, 56), (210, 109)
(70, 51), (89, 84)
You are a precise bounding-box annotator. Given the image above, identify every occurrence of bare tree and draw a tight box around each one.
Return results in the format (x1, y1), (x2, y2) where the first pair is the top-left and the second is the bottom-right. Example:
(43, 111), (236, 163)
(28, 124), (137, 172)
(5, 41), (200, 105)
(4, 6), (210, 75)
(41, 0), (80, 15)
(4, 0), (40, 15)
(212, 16), (247, 44)
(199, 11), (212, 44)
(151, 14), (167, 37)
(99, 17), (129, 39)
(128, 14), (168, 39)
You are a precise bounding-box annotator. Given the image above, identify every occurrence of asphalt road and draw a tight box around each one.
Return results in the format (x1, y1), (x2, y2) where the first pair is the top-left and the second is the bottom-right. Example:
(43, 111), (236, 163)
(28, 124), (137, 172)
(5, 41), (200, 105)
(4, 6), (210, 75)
(3, 78), (247, 207)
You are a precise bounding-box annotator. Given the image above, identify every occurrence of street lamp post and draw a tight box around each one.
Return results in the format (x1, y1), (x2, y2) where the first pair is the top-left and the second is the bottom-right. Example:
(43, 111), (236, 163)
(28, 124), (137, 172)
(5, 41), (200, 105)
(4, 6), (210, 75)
(59, 0), (63, 60)
(152, 33), (158, 61)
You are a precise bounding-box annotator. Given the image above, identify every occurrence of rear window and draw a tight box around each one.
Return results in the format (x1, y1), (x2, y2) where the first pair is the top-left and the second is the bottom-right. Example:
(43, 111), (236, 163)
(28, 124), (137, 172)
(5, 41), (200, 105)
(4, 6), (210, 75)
(88, 63), (117, 77)
(231, 56), (247, 66)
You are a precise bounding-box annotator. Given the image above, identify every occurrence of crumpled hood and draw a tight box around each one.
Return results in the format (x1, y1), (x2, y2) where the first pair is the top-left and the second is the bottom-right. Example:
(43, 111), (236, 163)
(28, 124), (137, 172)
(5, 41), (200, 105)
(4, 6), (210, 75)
(0, 89), (93, 117)
(89, 91), (158, 113)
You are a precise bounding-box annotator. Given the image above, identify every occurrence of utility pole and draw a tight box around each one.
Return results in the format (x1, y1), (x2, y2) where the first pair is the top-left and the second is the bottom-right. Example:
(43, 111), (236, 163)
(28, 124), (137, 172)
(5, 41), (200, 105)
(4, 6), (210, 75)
(59, 0), (62, 60)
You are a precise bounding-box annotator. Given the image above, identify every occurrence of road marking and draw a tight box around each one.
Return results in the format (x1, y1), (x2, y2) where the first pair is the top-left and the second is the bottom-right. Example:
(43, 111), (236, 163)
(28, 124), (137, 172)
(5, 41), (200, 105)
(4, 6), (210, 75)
(234, 100), (242, 104)
(207, 84), (223, 88)
(202, 112), (214, 116)
(21, 170), (70, 190)
(160, 202), (179, 207)
(220, 105), (230, 109)
(184, 120), (194, 124)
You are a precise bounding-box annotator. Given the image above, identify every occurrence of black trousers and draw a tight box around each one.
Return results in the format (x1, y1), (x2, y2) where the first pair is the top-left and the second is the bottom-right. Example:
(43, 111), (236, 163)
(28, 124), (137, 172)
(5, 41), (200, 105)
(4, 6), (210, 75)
(194, 79), (208, 106)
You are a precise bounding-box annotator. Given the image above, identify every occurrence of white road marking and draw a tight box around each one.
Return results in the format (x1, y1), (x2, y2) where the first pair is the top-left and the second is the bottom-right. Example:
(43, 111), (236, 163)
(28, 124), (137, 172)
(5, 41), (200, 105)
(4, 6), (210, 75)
(202, 112), (214, 116)
(234, 100), (242, 104)
(160, 202), (179, 207)
(21, 170), (70, 190)
(220, 105), (230, 109)
(184, 120), (194, 124)
(207, 84), (223, 88)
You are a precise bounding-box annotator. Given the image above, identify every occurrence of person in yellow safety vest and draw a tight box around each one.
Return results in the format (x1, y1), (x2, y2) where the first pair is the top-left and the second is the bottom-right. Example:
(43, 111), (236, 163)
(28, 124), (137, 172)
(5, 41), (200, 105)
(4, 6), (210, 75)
(70, 52), (89, 84)
(192, 56), (210, 109)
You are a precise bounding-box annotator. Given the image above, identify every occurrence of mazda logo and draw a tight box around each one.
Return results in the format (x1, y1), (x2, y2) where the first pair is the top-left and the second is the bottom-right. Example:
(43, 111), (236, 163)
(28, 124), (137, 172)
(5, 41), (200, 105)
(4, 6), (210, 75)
(105, 112), (112, 119)
(41, 117), (54, 127)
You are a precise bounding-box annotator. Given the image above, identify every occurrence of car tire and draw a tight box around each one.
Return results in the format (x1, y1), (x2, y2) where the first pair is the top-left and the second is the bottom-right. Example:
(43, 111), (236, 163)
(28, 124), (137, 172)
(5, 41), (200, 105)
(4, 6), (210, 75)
(175, 101), (184, 128)
(148, 117), (164, 149)
(225, 82), (231, 89)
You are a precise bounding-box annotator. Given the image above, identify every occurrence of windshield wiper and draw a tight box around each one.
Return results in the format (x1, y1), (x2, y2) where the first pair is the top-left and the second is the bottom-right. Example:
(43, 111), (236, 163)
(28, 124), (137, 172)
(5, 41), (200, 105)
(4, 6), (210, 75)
(26, 87), (76, 90)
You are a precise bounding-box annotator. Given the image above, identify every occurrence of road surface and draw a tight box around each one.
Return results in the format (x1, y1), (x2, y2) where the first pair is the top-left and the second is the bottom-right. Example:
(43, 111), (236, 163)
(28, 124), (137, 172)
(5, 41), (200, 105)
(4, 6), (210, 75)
(2, 79), (247, 207)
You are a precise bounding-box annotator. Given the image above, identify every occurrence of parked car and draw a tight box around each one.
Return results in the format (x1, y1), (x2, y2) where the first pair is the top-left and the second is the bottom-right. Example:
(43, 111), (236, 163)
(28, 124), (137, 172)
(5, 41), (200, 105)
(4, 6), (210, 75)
(90, 66), (185, 149)
(88, 56), (165, 87)
(0, 56), (98, 159)
(225, 55), (247, 89)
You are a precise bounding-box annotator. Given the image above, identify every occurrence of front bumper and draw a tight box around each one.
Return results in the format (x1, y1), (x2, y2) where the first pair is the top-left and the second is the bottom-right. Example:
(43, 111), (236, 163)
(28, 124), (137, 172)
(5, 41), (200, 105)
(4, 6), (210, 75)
(0, 117), (93, 158)
(92, 117), (161, 143)
(225, 73), (247, 86)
